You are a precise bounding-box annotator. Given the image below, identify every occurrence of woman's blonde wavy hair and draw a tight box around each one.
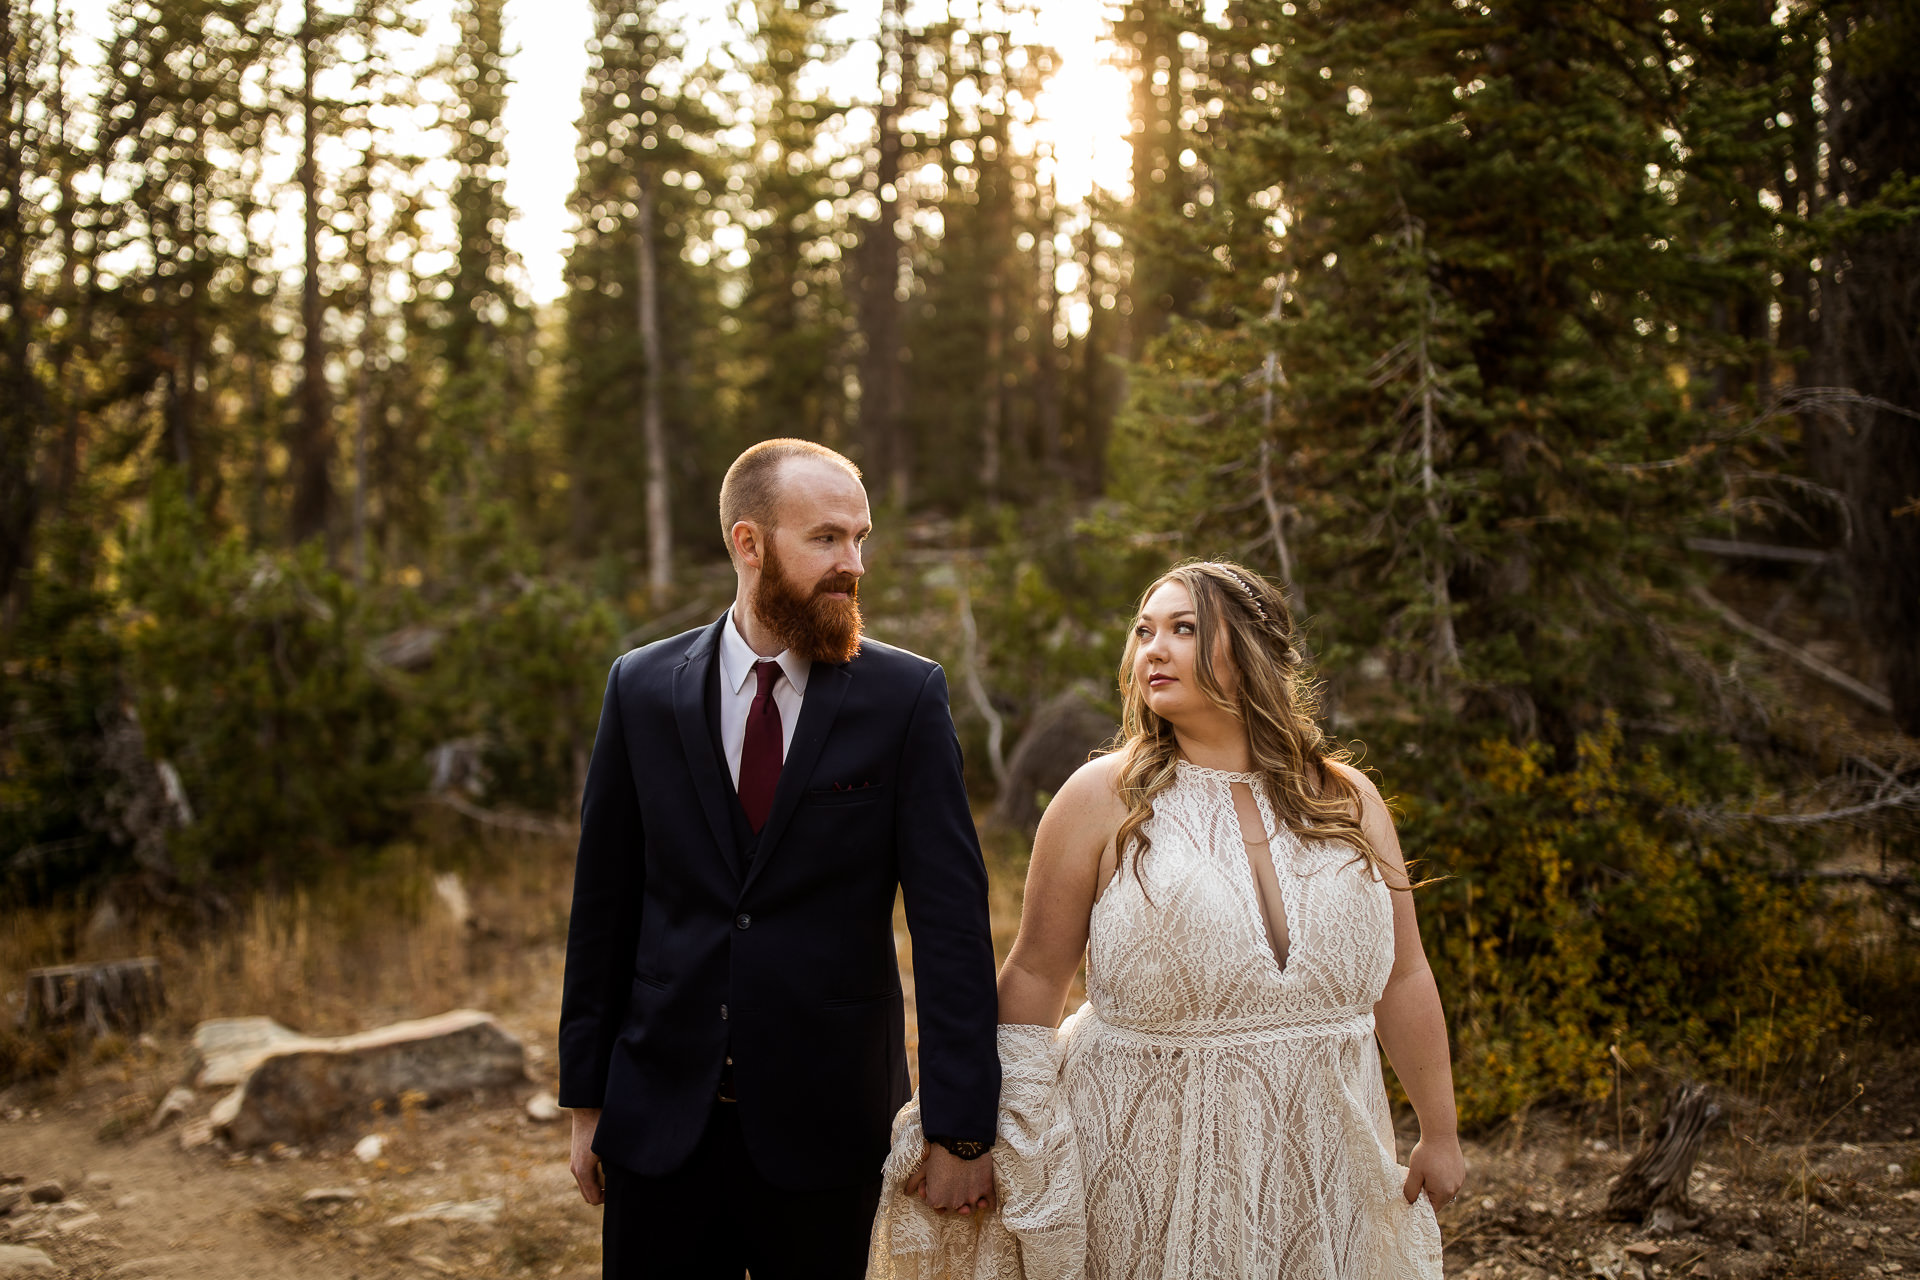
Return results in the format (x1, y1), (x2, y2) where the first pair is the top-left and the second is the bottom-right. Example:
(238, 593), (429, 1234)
(1110, 560), (1402, 887)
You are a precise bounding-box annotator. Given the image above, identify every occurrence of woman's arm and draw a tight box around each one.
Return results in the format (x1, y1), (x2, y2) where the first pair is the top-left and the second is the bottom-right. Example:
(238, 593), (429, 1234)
(997, 754), (1125, 1028)
(1331, 761), (1466, 1210)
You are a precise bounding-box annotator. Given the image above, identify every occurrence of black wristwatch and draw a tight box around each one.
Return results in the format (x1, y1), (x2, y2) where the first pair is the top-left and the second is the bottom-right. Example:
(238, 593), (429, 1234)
(927, 1134), (992, 1161)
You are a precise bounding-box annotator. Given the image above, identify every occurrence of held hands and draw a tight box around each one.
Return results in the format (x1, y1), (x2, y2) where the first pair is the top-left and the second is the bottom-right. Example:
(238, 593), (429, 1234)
(905, 1142), (996, 1216)
(569, 1107), (606, 1206)
(1402, 1132), (1466, 1210)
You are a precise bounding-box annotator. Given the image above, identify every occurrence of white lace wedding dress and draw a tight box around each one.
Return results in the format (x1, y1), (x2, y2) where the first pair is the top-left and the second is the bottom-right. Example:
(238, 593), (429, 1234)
(869, 760), (1444, 1279)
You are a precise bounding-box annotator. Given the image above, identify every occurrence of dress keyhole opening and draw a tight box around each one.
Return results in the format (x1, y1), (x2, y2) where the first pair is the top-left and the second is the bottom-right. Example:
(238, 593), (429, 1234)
(1229, 781), (1290, 973)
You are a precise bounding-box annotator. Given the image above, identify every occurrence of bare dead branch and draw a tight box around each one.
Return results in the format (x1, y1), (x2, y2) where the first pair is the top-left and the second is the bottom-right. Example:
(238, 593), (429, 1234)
(1689, 583), (1893, 715)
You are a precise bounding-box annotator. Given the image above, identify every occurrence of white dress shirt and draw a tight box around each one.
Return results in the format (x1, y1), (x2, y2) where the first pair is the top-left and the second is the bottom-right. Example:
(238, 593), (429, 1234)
(718, 608), (809, 789)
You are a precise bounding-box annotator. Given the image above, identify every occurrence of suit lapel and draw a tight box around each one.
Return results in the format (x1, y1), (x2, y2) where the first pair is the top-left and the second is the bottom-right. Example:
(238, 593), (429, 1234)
(672, 615), (737, 878)
(740, 658), (852, 897)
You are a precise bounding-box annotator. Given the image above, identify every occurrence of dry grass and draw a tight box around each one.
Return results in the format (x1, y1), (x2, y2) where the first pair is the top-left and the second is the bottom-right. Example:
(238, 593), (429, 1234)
(0, 816), (578, 1086)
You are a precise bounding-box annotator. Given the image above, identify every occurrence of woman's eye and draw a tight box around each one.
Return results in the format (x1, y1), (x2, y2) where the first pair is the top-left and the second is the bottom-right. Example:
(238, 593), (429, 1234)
(1175, 623), (1194, 635)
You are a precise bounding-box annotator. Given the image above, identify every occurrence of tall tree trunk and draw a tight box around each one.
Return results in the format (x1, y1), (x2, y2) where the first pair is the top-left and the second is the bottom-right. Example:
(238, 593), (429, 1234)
(353, 261), (373, 585)
(290, 0), (332, 547)
(857, 0), (906, 505)
(0, 0), (45, 619)
(1034, 199), (1062, 476)
(47, 0), (84, 515)
(1820, 3), (1920, 733)
(635, 165), (670, 598)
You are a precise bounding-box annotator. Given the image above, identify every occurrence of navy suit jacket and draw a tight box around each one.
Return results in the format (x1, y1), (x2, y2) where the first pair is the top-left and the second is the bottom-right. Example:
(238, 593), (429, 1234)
(557, 615), (1001, 1191)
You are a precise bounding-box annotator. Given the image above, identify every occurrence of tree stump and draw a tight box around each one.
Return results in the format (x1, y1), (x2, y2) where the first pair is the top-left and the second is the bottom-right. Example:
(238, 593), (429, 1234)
(1605, 1082), (1722, 1227)
(22, 958), (165, 1038)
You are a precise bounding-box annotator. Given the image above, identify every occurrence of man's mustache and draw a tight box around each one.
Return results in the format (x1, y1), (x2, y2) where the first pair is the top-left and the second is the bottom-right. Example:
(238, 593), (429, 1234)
(814, 572), (860, 600)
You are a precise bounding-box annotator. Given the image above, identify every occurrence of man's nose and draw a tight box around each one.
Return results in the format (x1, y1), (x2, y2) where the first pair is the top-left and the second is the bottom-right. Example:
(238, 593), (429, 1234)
(842, 541), (865, 577)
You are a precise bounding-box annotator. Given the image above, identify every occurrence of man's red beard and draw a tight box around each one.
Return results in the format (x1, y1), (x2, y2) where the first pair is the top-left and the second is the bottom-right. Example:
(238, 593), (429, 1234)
(752, 538), (863, 665)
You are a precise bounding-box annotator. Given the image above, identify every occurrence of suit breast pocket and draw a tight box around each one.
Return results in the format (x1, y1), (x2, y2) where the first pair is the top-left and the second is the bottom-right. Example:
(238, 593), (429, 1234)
(805, 784), (887, 808)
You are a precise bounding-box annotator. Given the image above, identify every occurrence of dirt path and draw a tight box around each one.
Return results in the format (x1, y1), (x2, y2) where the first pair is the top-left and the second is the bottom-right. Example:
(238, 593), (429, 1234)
(7, 929), (1920, 1278)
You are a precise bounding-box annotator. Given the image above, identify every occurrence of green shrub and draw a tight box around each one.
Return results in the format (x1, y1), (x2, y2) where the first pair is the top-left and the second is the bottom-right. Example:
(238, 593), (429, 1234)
(1400, 715), (1845, 1126)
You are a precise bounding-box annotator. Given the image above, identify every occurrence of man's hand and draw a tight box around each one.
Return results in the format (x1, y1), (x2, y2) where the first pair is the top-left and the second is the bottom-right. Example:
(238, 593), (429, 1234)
(905, 1142), (995, 1216)
(1402, 1132), (1466, 1210)
(569, 1107), (606, 1206)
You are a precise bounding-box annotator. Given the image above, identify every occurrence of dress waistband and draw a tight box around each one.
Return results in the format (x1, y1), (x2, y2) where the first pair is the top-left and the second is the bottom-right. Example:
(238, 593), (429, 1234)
(1084, 1005), (1376, 1049)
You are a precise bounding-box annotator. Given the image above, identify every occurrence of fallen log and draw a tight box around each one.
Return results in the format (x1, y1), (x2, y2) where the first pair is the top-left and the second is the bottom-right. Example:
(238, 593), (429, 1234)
(1606, 1083), (1722, 1228)
(22, 958), (165, 1037)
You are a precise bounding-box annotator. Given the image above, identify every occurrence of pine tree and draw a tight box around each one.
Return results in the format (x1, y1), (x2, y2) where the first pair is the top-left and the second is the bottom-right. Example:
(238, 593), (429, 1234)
(735, 0), (849, 447)
(563, 0), (727, 569)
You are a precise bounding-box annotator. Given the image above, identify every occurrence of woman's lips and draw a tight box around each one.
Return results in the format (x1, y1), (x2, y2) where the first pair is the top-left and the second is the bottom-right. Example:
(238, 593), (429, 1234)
(1148, 674), (1174, 687)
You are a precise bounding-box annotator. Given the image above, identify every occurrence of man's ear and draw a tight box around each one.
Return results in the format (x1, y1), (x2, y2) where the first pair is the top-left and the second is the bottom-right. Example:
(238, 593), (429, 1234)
(730, 520), (762, 569)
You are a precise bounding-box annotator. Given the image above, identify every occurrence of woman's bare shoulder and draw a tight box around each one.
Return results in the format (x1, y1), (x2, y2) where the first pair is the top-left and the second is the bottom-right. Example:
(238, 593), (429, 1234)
(1324, 758), (1385, 806)
(1031, 751), (1129, 867)
(1055, 751), (1128, 812)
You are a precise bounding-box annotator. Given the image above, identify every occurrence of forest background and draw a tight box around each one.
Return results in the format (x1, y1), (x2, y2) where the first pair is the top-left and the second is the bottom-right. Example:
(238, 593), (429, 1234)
(2, 0), (1918, 1133)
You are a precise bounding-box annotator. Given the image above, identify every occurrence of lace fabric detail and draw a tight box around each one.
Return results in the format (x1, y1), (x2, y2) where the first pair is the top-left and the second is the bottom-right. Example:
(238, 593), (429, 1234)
(1072, 762), (1441, 1278)
(868, 764), (1442, 1279)
(1172, 758), (1263, 785)
(868, 1021), (1085, 1280)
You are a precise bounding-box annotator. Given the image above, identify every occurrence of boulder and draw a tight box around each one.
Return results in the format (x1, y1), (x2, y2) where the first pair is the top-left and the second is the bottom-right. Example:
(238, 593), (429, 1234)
(983, 685), (1119, 836)
(187, 1017), (317, 1089)
(0, 1246), (54, 1277)
(25, 1181), (62, 1205)
(211, 1010), (525, 1149)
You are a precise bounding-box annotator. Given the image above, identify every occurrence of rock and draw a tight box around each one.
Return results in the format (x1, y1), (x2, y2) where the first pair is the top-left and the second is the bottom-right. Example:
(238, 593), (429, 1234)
(0, 1189), (18, 1215)
(353, 1134), (385, 1163)
(55, 1211), (102, 1233)
(212, 1010), (525, 1149)
(301, 1187), (363, 1205)
(82, 1172), (112, 1191)
(385, 1197), (503, 1227)
(983, 685), (1118, 835)
(187, 1017), (316, 1089)
(1625, 1243), (1662, 1257)
(1855, 1235), (1872, 1250)
(177, 1120), (215, 1151)
(524, 1091), (561, 1123)
(148, 1086), (195, 1132)
(0, 1245), (55, 1276)
(25, 1182), (62, 1205)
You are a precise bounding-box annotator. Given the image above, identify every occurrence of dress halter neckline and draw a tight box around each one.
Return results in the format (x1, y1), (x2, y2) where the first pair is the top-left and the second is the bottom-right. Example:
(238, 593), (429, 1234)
(1174, 758), (1262, 785)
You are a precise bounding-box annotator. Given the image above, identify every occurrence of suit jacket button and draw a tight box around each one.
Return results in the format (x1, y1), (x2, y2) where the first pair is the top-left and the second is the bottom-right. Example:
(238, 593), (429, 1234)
(735, 913), (752, 930)
(720, 1003), (728, 1020)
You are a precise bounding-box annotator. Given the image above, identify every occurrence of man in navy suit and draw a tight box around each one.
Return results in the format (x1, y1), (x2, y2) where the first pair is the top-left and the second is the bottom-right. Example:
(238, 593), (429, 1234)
(560, 439), (1000, 1279)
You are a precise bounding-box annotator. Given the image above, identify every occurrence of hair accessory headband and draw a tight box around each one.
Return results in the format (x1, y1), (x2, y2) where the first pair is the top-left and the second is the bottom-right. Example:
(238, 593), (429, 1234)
(1215, 566), (1269, 622)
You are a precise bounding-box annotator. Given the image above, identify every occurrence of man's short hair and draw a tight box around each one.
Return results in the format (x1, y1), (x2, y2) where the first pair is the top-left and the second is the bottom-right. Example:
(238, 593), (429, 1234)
(718, 438), (863, 562)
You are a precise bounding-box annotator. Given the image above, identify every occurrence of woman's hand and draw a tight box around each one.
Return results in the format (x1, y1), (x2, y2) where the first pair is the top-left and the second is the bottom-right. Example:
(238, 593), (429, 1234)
(1402, 1132), (1465, 1209)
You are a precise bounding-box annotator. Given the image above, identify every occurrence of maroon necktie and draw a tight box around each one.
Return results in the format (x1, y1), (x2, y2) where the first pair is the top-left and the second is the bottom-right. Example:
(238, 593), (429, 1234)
(738, 660), (783, 833)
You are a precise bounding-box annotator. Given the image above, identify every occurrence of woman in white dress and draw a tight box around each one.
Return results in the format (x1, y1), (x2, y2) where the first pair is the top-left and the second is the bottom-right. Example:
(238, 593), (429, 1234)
(870, 561), (1463, 1280)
